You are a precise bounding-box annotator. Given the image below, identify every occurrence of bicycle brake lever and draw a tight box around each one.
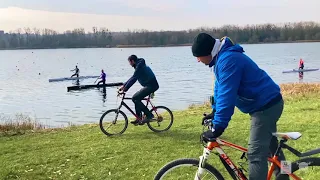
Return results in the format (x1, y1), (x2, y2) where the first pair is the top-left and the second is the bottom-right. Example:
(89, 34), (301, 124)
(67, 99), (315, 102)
(203, 119), (212, 126)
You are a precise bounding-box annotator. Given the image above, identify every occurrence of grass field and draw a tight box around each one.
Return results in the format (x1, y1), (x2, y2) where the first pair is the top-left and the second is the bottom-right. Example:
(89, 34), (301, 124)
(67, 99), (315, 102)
(1, 83), (320, 180)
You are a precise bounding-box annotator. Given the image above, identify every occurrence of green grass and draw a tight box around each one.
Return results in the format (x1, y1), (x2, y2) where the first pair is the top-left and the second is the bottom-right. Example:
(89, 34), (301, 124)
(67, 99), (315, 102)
(1, 83), (320, 179)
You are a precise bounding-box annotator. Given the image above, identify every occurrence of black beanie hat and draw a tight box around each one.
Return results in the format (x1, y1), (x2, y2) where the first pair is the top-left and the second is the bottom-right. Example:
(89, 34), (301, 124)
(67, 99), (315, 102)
(192, 33), (215, 57)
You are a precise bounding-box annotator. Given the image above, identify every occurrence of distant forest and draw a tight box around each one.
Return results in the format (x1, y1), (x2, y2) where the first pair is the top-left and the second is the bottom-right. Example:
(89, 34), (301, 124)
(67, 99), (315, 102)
(1, 21), (320, 49)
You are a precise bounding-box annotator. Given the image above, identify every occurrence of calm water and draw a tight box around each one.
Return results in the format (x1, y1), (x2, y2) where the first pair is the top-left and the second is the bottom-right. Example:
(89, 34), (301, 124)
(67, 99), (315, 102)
(1, 43), (320, 127)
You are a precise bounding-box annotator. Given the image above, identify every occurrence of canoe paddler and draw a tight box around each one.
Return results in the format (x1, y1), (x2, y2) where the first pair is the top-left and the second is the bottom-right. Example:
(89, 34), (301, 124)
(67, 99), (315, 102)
(71, 65), (80, 78)
(97, 69), (106, 85)
(299, 58), (304, 70)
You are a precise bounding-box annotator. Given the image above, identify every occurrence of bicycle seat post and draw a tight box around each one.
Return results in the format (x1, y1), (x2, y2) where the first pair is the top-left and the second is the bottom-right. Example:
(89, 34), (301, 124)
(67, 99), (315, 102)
(272, 139), (287, 161)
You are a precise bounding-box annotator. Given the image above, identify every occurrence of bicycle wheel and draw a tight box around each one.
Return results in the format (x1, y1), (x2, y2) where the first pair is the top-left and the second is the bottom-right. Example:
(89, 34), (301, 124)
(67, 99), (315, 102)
(276, 157), (320, 179)
(147, 106), (174, 133)
(154, 158), (224, 180)
(99, 109), (128, 136)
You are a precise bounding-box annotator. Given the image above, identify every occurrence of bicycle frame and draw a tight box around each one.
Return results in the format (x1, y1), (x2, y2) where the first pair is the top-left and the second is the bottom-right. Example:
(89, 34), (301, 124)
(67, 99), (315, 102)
(197, 137), (309, 180)
(116, 93), (158, 121)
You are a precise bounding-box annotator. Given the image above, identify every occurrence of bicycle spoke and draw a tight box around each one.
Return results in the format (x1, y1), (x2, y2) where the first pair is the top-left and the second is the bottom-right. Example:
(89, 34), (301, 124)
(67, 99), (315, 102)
(147, 106), (173, 132)
(156, 162), (220, 180)
(99, 109), (128, 136)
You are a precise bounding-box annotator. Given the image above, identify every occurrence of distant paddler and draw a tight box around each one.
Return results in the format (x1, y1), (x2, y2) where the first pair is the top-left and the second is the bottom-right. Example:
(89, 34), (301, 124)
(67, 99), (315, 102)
(70, 65), (80, 78)
(95, 69), (106, 85)
(299, 58), (304, 70)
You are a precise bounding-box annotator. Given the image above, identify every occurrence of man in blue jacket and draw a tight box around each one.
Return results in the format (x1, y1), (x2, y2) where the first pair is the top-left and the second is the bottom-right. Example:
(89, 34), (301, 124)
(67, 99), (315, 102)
(120, 55), (159, 125)
(191, 33), (289, 180)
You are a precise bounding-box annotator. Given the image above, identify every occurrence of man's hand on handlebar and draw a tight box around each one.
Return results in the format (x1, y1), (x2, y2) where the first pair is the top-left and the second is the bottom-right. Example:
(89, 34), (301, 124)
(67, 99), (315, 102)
(117, 86), (126, 95)
(202, 127), (224, 140)
(201, 109), (225, 141)
(202, 109), (216, 125)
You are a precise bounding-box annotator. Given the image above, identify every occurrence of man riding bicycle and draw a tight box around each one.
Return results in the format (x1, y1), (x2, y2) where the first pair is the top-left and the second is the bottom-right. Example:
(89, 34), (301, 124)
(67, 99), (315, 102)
(119, 55), (159, 125)
(191, 33), (289, 180)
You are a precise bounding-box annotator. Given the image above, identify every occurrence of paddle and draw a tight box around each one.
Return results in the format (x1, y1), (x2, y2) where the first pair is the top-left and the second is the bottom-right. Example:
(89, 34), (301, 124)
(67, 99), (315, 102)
(94, 77), (99, 84)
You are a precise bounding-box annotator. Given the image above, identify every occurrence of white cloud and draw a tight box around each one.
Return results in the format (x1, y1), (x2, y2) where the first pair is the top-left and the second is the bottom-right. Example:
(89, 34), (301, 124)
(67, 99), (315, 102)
(0, 7), (201, 32)
(107, 0), (180, 12)
(1, 0), (320, 33)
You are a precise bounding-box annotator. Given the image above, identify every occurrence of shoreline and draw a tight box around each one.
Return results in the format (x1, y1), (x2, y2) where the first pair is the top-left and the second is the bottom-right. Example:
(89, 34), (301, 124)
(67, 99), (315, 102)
(1, 40), (320, 50)
(1, 82), (320, 135)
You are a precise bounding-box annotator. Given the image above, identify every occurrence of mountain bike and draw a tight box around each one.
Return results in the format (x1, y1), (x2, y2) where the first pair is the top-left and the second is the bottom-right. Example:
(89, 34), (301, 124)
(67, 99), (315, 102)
(99, 90), (174, 136)
(154, 115), (320, 180)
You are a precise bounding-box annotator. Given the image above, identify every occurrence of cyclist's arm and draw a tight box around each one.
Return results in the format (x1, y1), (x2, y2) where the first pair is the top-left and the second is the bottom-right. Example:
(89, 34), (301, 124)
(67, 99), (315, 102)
(213, 55), (243, 130)
(123, 60), (144, 91)
(123, 76), (137, 91)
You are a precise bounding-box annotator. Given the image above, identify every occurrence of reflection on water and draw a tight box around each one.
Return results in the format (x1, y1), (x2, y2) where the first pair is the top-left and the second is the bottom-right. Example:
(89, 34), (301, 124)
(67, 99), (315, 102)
(299, 72), (304, 82)
(99, 87), (107, 103)
(75, 79), (80, 86)
(1, 43), (320, 127)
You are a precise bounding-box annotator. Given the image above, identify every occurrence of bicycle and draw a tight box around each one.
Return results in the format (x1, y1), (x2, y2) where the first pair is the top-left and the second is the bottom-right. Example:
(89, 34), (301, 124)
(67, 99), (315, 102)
(99, 90), (174, 136)
(154, 114), (320, 180)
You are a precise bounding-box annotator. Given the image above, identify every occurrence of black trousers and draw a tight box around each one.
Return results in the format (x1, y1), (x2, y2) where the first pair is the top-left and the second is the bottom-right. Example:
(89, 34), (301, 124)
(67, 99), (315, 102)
(71, 73), (79, 78)
(97, 80), (105, 85)
(132, 83), (159, 119)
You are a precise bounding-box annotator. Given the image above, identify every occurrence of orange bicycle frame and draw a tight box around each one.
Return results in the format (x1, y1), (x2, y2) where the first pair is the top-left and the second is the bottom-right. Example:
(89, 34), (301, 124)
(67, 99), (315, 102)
(205, 139), (301, 180)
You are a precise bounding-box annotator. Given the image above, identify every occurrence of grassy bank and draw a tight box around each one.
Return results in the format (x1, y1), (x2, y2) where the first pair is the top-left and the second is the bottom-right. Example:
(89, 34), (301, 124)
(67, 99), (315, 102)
(0, 114), (45, 136)
(1, 83), (320, 179)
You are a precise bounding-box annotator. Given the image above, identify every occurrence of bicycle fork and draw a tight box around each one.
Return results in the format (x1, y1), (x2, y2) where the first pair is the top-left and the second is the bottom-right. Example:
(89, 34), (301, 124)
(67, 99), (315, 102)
(194, 147), (212, 180)
(195, 144), (248, 180)
(113, 104), (123, 124)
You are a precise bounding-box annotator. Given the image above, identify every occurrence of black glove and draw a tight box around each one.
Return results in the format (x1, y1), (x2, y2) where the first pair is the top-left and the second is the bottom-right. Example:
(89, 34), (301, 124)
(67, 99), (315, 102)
(202, 109), (216, 125)
(201, 125), (225, 141)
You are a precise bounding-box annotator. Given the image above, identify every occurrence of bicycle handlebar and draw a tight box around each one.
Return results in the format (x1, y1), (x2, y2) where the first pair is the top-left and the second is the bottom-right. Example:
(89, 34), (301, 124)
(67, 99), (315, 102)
(116, 88), (126, 97)
(202, 113), (213, 127)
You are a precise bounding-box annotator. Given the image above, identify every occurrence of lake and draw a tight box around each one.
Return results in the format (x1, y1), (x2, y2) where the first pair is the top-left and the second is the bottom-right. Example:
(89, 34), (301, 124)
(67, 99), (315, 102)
(1, 42), (320, 127)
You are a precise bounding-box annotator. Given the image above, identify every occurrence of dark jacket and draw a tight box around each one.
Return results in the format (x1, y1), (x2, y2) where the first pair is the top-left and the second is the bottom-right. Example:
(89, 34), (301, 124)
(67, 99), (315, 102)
(123, 58), (158, 91)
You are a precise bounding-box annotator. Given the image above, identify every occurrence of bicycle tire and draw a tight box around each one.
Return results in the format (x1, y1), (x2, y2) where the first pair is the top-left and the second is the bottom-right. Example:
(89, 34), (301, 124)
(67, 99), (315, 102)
(99, 109), (128, 136)
(277, 157), (320, 179)
(154, 158), (224, 180)
(147, 106), (174, 133)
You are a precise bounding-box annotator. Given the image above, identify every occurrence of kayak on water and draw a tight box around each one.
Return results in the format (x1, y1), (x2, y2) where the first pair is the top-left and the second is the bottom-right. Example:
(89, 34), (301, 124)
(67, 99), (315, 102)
(67, 82), (124, 91)
(282, 68), (319, 73)
(49, 75), (100, 82)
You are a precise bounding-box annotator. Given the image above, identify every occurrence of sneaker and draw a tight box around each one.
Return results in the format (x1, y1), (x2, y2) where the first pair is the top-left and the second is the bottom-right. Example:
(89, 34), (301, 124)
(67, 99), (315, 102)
(130, 119), (140, 125)
(139, 114), (154, 125)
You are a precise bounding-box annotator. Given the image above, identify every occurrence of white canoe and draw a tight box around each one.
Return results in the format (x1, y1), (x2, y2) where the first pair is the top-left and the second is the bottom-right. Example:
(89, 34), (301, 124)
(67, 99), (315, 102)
(49, 75), (99, 82)
(282, 68), (319, 73)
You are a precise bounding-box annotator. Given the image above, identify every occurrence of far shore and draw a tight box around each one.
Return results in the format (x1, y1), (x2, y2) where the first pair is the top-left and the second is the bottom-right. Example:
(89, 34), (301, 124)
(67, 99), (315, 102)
(1, 40), (320, 51)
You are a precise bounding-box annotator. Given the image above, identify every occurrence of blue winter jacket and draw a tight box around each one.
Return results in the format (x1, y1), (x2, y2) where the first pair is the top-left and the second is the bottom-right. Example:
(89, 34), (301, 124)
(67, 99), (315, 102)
(123, 58), (158, 91)
(210, 37), (281, 130)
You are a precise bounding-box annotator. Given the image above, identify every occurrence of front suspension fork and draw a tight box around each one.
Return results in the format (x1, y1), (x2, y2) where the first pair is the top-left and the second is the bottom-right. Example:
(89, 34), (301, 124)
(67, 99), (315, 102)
(194, 147), (212, 180)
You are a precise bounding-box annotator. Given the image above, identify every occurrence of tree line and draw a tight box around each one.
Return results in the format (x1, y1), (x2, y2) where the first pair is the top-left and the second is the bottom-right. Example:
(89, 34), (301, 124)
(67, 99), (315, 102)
(1, 21), (320, 49)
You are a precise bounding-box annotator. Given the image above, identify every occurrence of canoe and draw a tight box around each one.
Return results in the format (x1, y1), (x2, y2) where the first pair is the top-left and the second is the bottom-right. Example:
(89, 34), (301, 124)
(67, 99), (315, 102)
(67, 82), (124, 91)
(49, 76), (99, 82)
(282, 68), (319, 73)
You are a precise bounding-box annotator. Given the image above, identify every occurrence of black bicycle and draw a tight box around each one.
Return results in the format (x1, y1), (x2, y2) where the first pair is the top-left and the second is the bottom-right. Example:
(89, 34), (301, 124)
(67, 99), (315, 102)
(99, 90), (174, 136)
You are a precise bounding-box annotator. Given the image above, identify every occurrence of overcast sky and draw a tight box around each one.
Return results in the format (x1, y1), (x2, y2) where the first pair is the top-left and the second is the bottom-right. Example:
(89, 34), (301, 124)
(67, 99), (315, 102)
(0, 0), (319, 32)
